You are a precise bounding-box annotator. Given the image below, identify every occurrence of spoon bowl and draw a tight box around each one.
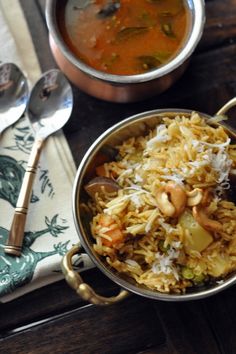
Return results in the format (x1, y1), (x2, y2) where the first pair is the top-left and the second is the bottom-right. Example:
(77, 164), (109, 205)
(5, 69), (73, 256)
(28, 69), (73, 139)
(0, 62), (28, 133)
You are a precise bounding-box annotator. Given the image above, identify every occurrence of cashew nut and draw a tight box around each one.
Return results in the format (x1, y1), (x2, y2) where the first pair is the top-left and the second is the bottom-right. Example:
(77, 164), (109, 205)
(186, 188), (203, 206)
(156, 182), (187, 217)
(156, 190), (175, 216)
(192, 206), (222, 232)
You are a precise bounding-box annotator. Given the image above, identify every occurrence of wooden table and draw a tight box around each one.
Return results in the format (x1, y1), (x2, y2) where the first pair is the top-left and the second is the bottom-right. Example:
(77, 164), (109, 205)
(1, 1), (236, 353)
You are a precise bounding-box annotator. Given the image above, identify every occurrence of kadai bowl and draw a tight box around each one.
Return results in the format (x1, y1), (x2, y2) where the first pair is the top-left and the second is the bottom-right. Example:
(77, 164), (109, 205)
(46, 0), (205, 102)
(62, 98), (236, 305)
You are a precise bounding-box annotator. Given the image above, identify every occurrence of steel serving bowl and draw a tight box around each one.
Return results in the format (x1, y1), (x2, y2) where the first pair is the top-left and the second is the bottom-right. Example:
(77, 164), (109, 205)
(46, 0), (205, 103)
(62, 98), (236, 305)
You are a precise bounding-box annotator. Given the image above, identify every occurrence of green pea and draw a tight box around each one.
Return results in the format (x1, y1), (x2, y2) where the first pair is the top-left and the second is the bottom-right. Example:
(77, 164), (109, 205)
(181, 266), (194, 280)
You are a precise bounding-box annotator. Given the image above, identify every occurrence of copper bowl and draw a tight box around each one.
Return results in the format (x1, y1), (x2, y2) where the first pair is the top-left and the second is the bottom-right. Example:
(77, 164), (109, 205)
(62, 98), (236, 305)
(46, 0), (205, 103)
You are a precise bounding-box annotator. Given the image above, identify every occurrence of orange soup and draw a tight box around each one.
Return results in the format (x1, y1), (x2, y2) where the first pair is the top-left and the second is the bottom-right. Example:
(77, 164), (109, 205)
(59, 0), (189, 75)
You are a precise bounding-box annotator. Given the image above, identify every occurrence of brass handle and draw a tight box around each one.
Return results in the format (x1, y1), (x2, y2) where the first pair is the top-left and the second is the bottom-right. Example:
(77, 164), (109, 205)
(61, 243), (129, 305)
(4, 138), (44, 256)
(216, 97), (236, 116)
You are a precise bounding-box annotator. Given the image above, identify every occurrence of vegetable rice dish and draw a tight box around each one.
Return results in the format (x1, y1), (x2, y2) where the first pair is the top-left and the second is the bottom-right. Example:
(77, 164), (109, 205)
(86, 113), (236, 293)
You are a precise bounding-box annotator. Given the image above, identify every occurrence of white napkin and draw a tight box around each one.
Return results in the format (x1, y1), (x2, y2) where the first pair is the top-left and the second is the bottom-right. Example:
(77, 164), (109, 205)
(0, 0), (94, 302)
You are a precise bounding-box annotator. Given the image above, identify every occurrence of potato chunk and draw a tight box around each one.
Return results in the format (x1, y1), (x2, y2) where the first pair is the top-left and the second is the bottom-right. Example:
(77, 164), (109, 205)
(179, 211), (213, 253)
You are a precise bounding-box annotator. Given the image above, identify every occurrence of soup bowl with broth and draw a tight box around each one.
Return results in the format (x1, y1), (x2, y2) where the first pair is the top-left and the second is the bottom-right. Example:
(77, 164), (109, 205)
(46, 0), (205, 102)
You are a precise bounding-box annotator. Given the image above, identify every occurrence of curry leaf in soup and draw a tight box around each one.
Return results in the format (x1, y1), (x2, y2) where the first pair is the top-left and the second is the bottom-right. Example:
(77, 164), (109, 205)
(97, 1), (120, 19)
(116, 27), (149, 41)
(159, 11), (176, 38)
(161, 23), (176, 38)
(154, 51), (172, 63)
(137, 55), (161, 70)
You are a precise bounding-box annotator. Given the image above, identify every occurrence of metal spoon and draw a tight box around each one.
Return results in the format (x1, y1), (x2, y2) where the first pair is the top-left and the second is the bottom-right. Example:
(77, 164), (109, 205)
(0, 62), (28, 134)
(5, 69), (73, 256)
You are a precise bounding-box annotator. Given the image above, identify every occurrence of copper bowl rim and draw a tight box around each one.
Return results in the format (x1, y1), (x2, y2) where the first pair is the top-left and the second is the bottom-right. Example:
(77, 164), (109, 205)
(72, 108), (236, 301)
(46, 0), (205, 85)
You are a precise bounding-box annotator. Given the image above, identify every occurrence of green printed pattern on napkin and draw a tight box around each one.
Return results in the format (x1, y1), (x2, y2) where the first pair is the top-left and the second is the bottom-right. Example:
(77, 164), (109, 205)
(0, 214), (69, 296)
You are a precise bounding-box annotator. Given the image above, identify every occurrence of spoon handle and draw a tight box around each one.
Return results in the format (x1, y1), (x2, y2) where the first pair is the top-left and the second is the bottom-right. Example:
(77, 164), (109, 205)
(4, 138), (44, 256)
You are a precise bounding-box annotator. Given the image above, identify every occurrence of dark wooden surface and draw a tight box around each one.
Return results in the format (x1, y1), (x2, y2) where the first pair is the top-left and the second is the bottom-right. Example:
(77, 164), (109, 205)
(1, 0), (236, 353)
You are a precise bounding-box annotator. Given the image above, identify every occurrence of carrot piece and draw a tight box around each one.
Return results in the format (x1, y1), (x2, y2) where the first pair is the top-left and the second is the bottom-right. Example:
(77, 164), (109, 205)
(102, 228), (124, 247)
(98, 213), (124, 247)
(99, 213), (114, 227)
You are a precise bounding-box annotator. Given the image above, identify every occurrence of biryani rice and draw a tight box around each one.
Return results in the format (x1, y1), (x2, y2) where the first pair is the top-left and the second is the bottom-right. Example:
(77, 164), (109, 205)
(87, 112), (236, 294)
